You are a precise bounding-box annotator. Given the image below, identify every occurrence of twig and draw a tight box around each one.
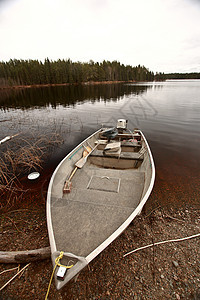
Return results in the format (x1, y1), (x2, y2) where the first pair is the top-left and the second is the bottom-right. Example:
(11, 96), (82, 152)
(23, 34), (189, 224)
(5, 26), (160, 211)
(123, 233), (200, 257)
(19, 267), (26, 279)
(145, 206), (161, 218)
(164, 213), (185, 223)
(0, 266), (19, 275)
(2, 209), (40, 215)
(0, 263), (30, 291)
(5, 216), (24, 234)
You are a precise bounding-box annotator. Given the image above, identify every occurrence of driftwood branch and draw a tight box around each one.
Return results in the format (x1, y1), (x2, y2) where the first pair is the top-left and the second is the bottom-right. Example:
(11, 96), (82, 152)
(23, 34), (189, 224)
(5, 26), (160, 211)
(0, 247), (51, 263)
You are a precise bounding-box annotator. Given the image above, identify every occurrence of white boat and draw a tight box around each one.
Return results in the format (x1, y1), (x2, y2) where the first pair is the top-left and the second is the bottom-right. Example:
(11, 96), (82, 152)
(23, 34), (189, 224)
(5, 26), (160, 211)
(46, 119), (155, 290)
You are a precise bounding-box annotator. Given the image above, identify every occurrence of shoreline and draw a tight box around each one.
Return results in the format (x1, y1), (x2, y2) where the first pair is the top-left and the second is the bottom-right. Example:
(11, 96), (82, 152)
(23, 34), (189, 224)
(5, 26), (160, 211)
(0, 80), (136, 90)
(0, 205), (199, 299)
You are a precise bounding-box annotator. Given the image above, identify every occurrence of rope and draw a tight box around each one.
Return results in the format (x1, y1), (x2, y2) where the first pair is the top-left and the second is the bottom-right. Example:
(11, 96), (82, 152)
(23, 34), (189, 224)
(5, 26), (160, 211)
(45, 251), (73, 300)
(123, 232), (200, 257)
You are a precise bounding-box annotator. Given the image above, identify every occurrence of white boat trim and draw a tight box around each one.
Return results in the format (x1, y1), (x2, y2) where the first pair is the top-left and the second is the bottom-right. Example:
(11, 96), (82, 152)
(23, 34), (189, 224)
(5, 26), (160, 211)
(46, 129), (102, 254)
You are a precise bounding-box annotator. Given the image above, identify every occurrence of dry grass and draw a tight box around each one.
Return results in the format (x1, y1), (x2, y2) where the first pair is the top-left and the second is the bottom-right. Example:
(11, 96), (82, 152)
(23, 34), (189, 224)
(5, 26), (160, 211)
(0, 133), (63, 209)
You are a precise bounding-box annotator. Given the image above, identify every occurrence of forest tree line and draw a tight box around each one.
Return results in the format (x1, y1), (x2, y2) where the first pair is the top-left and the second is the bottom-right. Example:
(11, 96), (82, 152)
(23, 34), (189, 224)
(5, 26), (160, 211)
(0, 58), (163, 87)
(165, 72), (200, 80)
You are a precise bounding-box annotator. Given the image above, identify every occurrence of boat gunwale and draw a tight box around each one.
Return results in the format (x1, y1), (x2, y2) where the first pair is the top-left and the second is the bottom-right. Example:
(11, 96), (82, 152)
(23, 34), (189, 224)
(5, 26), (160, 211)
(46, 128), (102, 254)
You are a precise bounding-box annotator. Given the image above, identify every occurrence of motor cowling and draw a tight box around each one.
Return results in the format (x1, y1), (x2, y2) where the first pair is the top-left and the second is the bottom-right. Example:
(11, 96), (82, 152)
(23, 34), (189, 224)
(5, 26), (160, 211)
(117, 119), (127, 130)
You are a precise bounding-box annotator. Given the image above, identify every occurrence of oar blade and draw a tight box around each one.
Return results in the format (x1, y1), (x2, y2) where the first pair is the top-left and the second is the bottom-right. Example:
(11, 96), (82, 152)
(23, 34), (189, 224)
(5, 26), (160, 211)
(75, 157), (86, 168)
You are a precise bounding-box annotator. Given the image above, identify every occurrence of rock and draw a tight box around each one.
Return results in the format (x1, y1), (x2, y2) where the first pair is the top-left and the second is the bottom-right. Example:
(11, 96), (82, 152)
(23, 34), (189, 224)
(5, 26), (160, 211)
(135, 276), (139, 281)
(174, 275), (178, 281)
(124, 281), (130, 287)
(172, 261), (179, 267)
(157, 211), (162, 217)
(176, 294), (180, 300)
(161, 274), (164, 279)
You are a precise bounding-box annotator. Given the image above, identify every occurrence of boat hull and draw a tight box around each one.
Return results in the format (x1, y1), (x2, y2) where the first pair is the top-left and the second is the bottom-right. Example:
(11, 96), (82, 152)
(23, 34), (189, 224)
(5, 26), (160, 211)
(46, 128), (155, 289)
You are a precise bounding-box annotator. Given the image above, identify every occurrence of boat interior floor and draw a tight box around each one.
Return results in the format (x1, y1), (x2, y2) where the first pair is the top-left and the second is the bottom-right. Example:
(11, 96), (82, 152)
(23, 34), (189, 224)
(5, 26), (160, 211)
(51, 163), (145, 257)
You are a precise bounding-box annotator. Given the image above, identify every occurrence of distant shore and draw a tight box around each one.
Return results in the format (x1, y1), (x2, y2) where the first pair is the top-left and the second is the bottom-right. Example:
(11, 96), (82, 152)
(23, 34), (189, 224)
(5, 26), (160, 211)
(0, 80), (137, 90)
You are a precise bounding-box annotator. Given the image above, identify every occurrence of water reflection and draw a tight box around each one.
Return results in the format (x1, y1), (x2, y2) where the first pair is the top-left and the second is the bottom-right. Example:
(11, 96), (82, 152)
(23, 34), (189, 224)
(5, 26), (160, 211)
(1, 81), (200, 209)
(0, 83), (150, 110)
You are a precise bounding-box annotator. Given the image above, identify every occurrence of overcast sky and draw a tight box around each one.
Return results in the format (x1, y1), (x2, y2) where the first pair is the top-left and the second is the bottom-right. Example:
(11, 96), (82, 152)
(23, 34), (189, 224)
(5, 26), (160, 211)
(0, 0), (200, 73)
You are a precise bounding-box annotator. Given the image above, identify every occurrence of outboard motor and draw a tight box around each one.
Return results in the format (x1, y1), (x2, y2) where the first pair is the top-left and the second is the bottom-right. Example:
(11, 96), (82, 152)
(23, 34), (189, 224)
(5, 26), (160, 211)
(117, 119), (128, 133)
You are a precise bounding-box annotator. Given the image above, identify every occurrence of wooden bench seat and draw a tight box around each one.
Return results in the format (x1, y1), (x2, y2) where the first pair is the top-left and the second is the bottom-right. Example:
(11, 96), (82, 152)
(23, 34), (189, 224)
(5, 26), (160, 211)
(90, 149), (143, 161)
(95, 140), (141, 152)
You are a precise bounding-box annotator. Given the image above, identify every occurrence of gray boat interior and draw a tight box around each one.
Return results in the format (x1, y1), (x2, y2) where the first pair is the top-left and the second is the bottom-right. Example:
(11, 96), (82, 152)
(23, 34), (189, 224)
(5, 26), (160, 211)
(47, 129), (154, 289)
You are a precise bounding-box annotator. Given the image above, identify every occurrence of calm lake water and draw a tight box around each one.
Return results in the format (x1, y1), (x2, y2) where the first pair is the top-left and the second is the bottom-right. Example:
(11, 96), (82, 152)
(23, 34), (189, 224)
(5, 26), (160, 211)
(1, 80), (200, 209)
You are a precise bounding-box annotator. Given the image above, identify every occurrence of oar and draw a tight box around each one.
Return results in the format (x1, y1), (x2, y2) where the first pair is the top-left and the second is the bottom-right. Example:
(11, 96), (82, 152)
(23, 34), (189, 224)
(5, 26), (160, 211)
(74, 143), (98, 168)
(63, 145), (92, 193)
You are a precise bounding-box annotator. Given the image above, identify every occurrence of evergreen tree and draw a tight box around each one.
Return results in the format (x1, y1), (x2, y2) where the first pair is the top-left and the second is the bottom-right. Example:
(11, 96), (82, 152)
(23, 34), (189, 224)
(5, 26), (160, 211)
(0, 58), (158, 87)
